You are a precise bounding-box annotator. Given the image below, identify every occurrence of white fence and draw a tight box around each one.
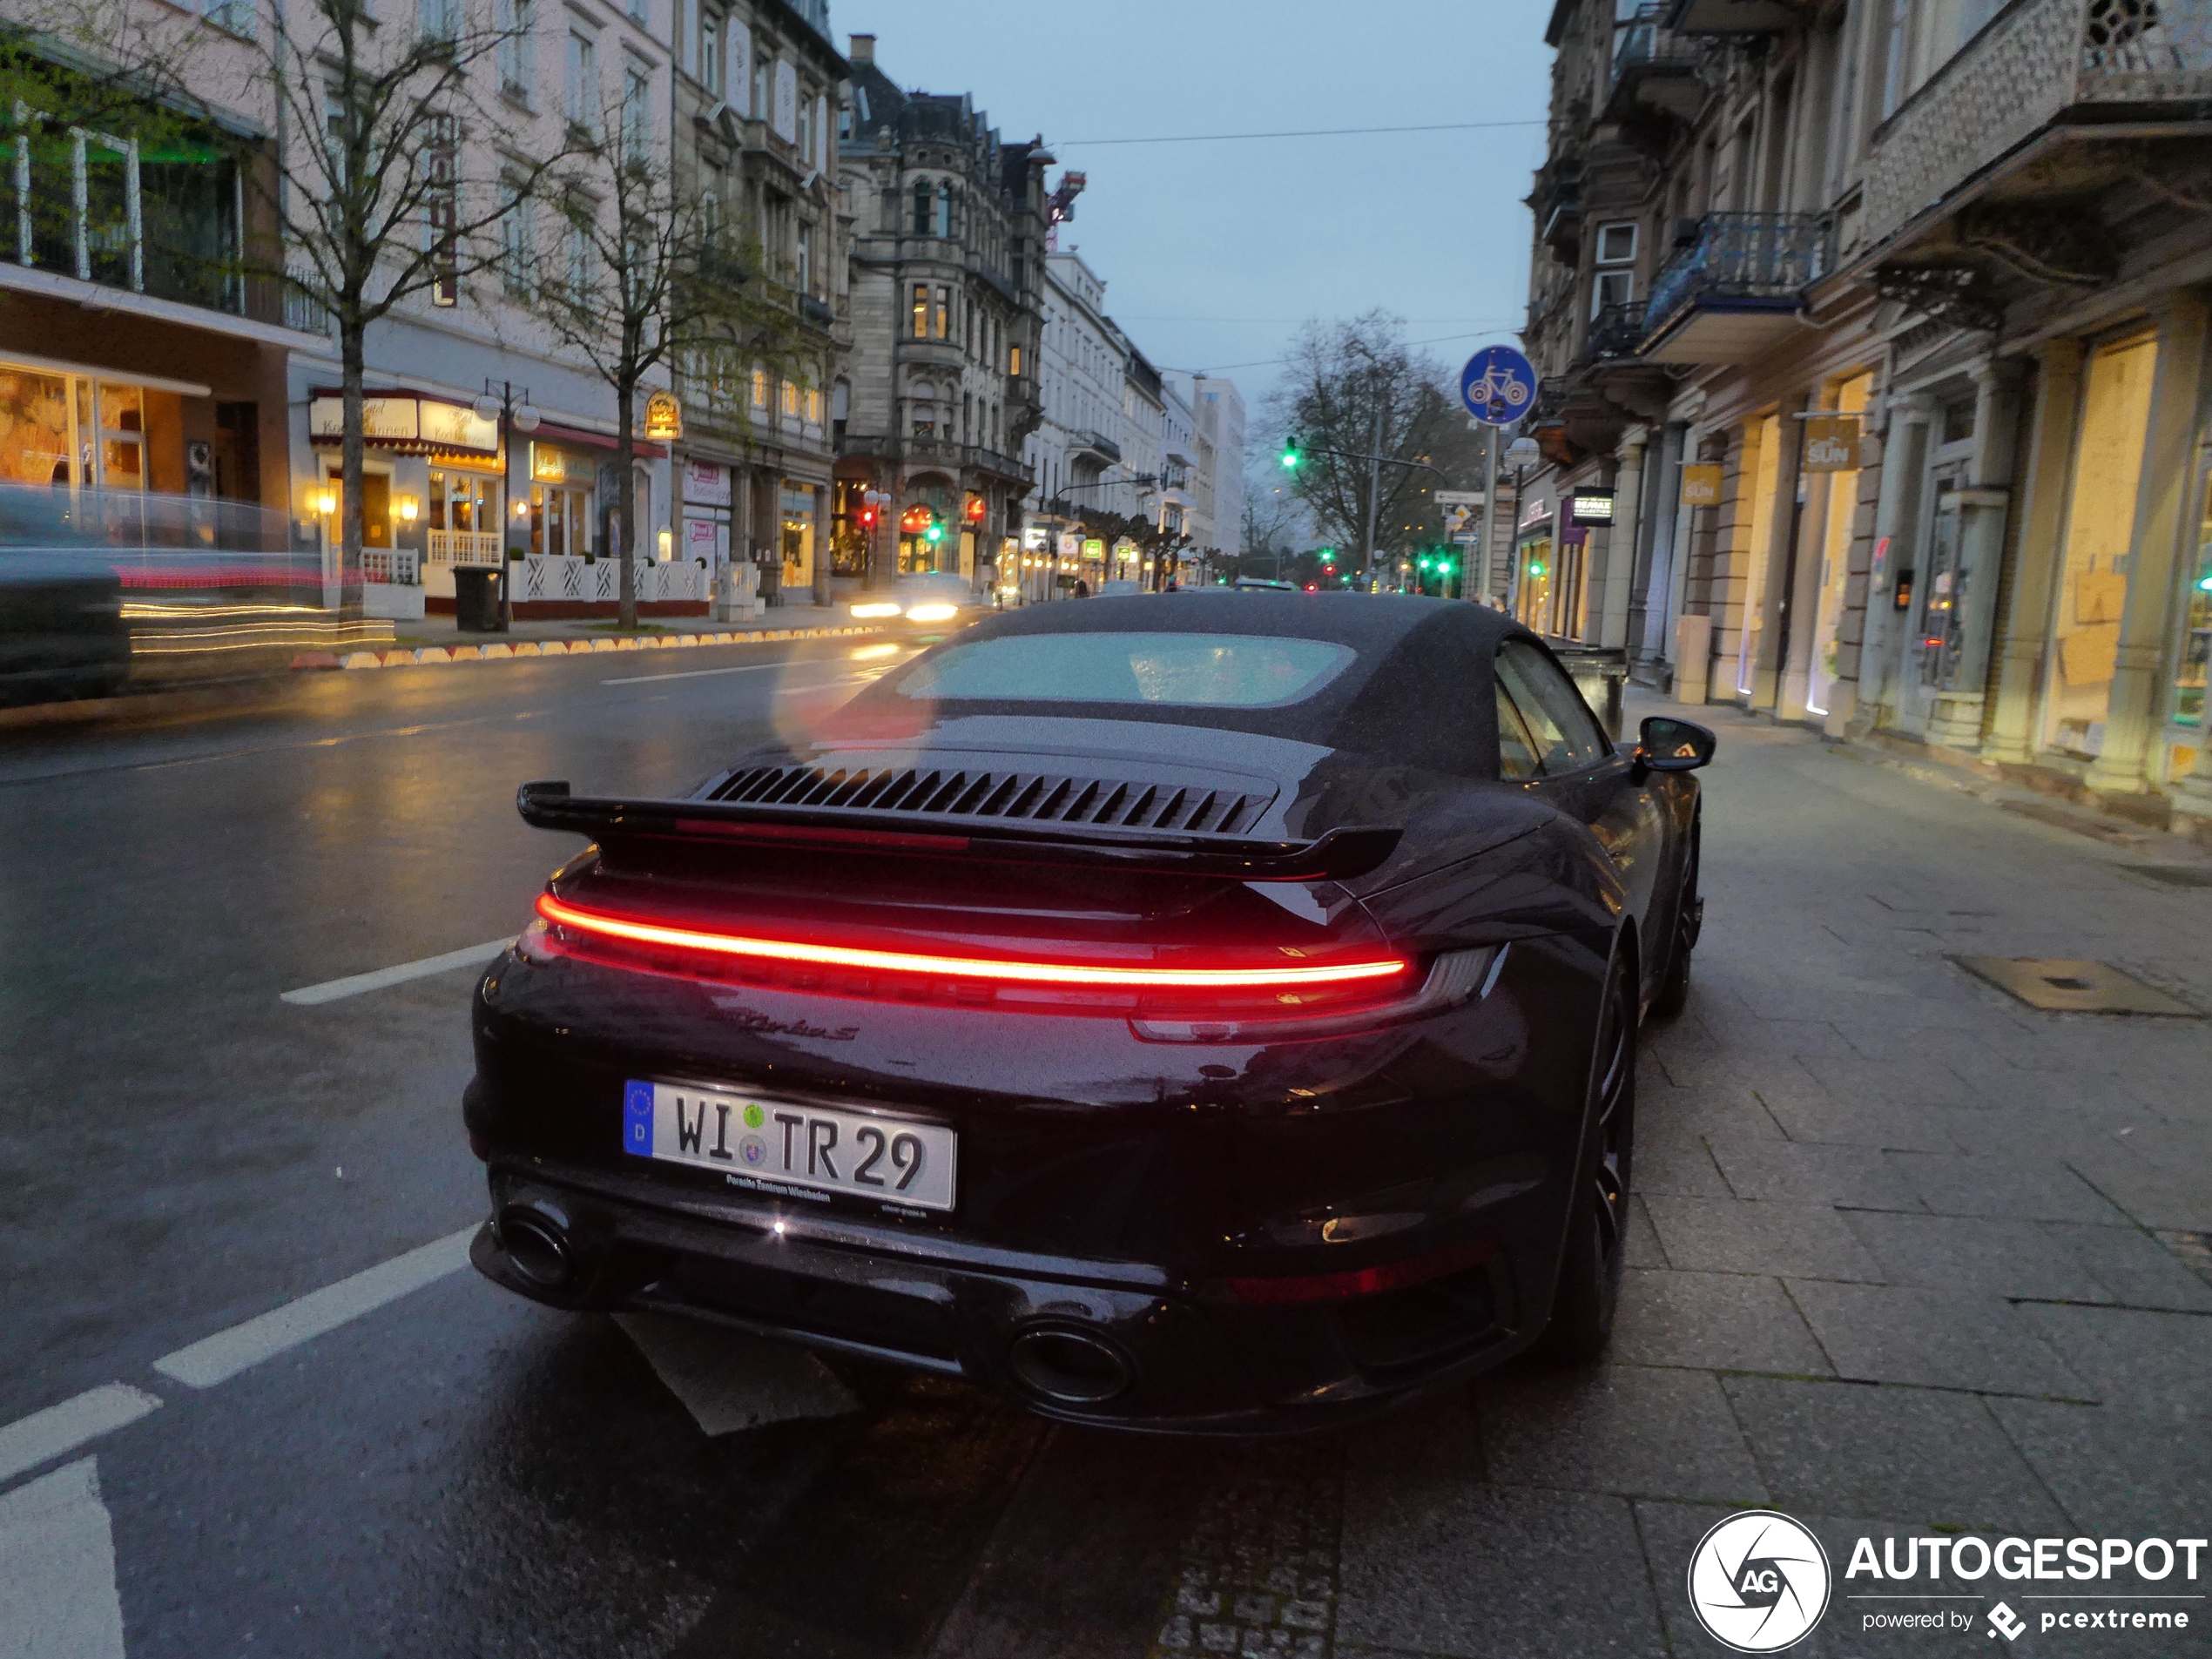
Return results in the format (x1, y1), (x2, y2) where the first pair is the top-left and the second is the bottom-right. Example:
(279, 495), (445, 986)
(519, 556), (710, 606)
(427, 529), (504, 564)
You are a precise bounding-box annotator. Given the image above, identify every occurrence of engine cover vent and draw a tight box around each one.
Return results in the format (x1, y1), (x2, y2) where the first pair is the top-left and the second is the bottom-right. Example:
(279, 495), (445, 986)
(711, 763), (1271, 836)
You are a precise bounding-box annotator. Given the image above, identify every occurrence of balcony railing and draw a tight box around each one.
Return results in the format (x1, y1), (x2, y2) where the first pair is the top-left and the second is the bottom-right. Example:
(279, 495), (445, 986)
(1076, 429), (1123, 463)
(1583, 300), (1650, 361)
(1612, 5), (1705, 89)
(1863, 0), (2212, 252)
(1642, 212), (1828, 337)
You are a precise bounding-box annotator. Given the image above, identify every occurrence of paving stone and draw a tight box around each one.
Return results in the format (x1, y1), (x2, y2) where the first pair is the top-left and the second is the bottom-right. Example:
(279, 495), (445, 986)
(1632, 1134), (1732, 1197)
(1708, 1136), (1925, 1209)
(1986, 1397), (2212, 1537)
(1475, 1363), (1768, 1504)
(1623, 1194), (1668, 1269)
(2064, 1146), (2212, 1234)
(1840, 1212), (2111, 1302)
(1611, 1268), (1833, 1375)
(1635, 1077), (1789, 1139)
(1763, 1093), (1964, 1153)
(2045, 1222), (2212, 1311)
(2011, 1302), (2212, 1404)
(1642, 1195), (1885, 1282)
(1336, 1482), (1665, 1658)
(1720, 1377), (2071, 1534)
(1784, 1282), (2093, 1399)
(1797, 1055), (1982, 1109)
(1886, 1153), (2129, 1224)
(1936, 1106), (2160, 1164)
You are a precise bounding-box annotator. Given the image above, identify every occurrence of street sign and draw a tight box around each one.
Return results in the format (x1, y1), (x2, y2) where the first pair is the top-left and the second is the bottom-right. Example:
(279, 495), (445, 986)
(1433, 489), (1487, 508)
(1460, 346), (1536, 427)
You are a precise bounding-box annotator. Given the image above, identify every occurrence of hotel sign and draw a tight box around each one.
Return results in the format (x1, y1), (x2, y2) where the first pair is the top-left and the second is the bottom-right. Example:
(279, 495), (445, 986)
(309, 393), (497, 455)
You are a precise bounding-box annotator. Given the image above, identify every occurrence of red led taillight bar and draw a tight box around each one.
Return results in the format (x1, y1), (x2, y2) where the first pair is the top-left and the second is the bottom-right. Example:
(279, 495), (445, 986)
(534, 893), (1412, 993)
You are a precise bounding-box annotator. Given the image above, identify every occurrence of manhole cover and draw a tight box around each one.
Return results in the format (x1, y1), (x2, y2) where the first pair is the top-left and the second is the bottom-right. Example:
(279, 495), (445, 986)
(1952, 956), (2199, 1015)
(2119, 863), (2212, 888)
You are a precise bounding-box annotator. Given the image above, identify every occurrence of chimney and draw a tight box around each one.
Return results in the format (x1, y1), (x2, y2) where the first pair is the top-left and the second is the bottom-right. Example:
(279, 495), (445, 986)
(848, 33), (874, 64)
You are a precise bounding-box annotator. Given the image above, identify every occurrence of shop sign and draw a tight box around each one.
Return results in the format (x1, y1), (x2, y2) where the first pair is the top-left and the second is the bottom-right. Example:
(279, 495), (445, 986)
(1022, 525), (1049, 552)
(309, 394), (496, 454)
(1681, 464), (1723, 507)
(685, 517), (720, 560)
(1082, 538), (1105, 563)
(644, 390), (684, 442)
(1568, 488), (1615, 527)
(684, 459), (731, 506)
(1057, 532), (1080, 561)
(1112, 537), (1137, 562)
(1803, 415), (1860, 473)
(531, 442), (588, 485)
(1520, 494), (1554, 530)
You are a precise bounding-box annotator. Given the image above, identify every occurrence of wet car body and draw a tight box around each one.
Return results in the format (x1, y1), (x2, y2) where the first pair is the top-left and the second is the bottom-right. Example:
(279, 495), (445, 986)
(464, 595), (1712, 1432)
(0, 486), (131, 707)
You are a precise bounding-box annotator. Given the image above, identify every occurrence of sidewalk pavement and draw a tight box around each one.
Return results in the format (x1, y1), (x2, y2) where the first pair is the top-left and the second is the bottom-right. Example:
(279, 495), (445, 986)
(384, 601), (865, 647)
(948, 692), (2212, 1659)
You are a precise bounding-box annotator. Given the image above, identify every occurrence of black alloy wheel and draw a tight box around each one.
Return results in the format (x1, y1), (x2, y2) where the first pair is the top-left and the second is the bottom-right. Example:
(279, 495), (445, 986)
(1649, 817), (1701, 1019)
(1538, 952), (1636, 1366)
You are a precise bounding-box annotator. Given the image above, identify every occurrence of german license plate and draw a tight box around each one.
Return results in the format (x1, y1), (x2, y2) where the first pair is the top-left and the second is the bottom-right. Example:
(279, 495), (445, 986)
(622, 1080), (957, 1211)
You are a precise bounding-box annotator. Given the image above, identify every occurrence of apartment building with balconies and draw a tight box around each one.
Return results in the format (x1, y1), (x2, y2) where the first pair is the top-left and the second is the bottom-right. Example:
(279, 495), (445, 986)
(1526, 0), (2212, 841)
(833, 34), (1047, 590)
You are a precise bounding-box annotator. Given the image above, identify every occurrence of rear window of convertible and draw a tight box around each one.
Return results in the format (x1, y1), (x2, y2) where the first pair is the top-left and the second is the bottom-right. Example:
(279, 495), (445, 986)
(894, 632), (1357, 708)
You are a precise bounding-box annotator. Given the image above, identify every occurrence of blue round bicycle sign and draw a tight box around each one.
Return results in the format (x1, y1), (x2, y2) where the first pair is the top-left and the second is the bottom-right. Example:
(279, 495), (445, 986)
(1460, 346), (1536, 426)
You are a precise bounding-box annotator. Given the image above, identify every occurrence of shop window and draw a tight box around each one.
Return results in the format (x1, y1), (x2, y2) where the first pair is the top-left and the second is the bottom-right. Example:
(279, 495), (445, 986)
(2047, 331), (2158, 758)
(2170, 453), (2212, 738)
(530, 483), (593, 556)
(779, 482), (814, 590)
(0, 368), (73, 486)
(1804, 372), (1874, 718)
(1736, 412), (1784, 695)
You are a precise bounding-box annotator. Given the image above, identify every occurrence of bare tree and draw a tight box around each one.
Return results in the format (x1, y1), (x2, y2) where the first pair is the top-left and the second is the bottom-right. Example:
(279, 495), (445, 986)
(515, 80), (805, 625)
(1239, 474), (1305, 577)
(1264, 312), (1481, 587)
(20, 0), (572, 588)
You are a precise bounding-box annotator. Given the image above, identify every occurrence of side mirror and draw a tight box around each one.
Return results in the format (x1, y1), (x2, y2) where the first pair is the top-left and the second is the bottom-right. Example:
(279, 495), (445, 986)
(1635, 715), (1716, 772)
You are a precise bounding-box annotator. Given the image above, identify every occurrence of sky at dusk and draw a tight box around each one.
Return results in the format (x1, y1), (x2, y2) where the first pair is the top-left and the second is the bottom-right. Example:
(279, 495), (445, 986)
(840, 0), (1555, 443)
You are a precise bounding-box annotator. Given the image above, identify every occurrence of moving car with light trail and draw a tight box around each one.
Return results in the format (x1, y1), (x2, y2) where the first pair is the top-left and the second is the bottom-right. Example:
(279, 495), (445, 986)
(849, 570), (981, 625)
(463, 594), (1714, 1430)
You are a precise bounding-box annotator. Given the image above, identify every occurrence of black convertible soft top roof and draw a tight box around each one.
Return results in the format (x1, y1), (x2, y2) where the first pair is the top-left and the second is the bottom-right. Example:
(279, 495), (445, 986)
(834, 593), (1534, 780)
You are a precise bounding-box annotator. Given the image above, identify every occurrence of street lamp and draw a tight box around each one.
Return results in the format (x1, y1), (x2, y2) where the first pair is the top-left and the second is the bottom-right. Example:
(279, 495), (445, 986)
(475, 382), (541, 629)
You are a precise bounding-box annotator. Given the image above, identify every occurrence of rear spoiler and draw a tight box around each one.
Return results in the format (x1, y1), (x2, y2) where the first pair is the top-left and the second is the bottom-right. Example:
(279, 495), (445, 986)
(516, 779), (1401, 883)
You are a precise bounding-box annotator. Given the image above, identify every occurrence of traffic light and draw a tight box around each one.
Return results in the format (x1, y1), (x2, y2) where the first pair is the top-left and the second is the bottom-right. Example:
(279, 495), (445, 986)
(925, 521), (945, 545)
(1280, 435), (1303, 471)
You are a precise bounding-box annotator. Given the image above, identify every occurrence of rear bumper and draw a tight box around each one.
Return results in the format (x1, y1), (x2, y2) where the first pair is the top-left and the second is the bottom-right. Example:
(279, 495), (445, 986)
(469, 1157), (1541, 1434)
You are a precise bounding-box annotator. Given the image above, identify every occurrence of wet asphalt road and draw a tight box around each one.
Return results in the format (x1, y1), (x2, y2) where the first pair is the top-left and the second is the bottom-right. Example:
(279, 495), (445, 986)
(1, 640), (1205, 1658)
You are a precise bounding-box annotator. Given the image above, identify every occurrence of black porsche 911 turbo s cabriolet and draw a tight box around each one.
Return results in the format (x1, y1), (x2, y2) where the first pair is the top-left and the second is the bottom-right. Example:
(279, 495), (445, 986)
(463, 594), (1715, 1432)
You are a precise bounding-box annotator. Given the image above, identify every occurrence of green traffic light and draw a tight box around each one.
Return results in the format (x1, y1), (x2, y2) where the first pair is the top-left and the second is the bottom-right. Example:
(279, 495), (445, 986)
(1280, 436), (1303, 470)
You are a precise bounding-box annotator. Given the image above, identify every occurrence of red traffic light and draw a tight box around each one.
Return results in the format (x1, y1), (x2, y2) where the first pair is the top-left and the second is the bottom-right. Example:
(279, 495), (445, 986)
(857, 506), (877, 528)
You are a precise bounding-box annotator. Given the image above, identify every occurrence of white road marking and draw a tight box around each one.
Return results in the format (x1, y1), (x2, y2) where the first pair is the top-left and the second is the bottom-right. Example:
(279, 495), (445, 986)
(152, 1227), (475, 1389)
(0, 1459), (125, 1659)
(613, 1312), (858, 1435)
(0, 1386), (161, 1487)
(280, 938), (513, 1006)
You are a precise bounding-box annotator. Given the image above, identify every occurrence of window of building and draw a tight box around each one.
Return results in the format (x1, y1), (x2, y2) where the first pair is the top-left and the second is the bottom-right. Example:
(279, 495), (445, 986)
(564, 210), (592, 300)
(496, 0), (534, 100)
(1591, 219), (1636, 317)
(566, 30), (597, 131)
(912, 179), (932, 236)
(781, 378), (798, 418)
(2046, 330), (2160, 758)
(418, 0), (458, 44)
(1009, 344), (1022, 377)
(936, 183), (953, 239)
(934, 284), (950, 340)
(911, 282), (929, 338)
(752, 365), (769, 410)
(620, 61), (650, 156)
(498, 177), (530, 294)
(1879, 0), (1912, 118)
(699, 10), (721, 95)
(753, 58), (769, 123)
(796, 222), (811, 293)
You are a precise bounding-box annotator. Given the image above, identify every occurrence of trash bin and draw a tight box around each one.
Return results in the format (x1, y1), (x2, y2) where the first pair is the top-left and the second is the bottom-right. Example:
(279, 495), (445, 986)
(453, 564), (508, 633)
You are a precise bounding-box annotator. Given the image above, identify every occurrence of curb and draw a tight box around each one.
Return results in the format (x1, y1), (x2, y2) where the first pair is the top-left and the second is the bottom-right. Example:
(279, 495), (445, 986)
(296, 624), (886, 674)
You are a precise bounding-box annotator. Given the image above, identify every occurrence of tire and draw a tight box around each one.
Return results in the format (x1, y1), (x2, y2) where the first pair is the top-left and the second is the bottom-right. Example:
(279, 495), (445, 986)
(1538, 953), (1636, 1366)
(1649, 817), (1701, 1019)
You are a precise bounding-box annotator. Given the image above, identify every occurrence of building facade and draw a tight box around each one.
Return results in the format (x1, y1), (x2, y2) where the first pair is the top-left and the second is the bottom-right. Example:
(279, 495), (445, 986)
(833, 34), (1046, 590)
(667, 0), (848, 604)
(1525, 0), (2212, 842)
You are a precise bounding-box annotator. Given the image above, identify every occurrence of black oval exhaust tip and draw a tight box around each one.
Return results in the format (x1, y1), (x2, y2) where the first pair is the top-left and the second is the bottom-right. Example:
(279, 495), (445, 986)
(496, 1208), (574, 1289)
(1008, 1326), (1132, 1405)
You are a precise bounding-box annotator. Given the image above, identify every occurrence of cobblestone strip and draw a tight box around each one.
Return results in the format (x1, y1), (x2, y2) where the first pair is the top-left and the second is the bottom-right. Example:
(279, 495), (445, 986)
(1145, 1439), (1347, 1659)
